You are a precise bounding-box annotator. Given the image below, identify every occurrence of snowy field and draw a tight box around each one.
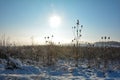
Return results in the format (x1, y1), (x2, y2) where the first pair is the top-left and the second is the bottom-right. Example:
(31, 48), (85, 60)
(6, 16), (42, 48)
(0, 59), (120, 80)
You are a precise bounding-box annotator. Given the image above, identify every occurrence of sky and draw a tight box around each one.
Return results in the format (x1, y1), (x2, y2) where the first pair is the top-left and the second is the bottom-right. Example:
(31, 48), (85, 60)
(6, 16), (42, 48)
(0, 0), (120, 45)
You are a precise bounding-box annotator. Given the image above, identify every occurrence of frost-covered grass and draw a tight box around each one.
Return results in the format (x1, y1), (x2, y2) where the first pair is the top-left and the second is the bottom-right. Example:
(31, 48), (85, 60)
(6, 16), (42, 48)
(0, 59), (120, 80)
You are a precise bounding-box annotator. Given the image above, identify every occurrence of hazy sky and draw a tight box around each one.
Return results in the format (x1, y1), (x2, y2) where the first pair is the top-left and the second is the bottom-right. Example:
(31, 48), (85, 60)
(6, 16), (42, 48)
(0, 0), (120, 45)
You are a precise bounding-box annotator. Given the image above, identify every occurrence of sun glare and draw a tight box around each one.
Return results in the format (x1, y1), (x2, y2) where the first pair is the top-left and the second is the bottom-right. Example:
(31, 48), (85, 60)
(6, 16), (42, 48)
(49, 15), (61, 28)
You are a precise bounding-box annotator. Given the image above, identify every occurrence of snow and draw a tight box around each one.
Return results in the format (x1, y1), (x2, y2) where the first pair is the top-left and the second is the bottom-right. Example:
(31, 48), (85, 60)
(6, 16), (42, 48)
(0, 59), (120, 80)
(6, 57), (23, 69)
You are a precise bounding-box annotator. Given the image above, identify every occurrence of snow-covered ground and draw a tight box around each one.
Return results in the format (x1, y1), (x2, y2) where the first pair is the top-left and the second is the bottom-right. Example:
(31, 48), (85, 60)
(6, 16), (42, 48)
(0, 59), (120, 80)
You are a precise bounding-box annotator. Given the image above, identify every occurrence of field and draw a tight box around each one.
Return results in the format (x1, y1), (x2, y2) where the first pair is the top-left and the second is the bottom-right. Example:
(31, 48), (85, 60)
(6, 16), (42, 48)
(0, 45), (120, 80)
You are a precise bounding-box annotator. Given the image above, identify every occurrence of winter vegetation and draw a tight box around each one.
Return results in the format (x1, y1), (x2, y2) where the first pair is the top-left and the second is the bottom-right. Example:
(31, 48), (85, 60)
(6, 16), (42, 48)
(0, 35), (120, 80)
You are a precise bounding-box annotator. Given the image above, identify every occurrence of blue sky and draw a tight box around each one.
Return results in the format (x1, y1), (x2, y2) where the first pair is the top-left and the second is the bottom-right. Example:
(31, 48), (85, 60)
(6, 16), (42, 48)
(0, 0), (120, 45)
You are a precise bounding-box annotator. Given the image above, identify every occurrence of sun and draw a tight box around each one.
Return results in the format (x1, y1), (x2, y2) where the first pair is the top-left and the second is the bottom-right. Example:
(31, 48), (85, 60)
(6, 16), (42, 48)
(49, 15), (61, 28)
